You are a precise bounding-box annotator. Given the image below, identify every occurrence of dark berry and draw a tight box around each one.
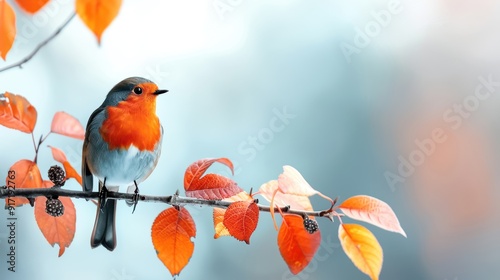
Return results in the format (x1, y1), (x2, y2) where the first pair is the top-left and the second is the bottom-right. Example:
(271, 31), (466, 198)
(45, 198), (64, 217)
(303, 217), (319, 234)
(48, 165), (65, 186)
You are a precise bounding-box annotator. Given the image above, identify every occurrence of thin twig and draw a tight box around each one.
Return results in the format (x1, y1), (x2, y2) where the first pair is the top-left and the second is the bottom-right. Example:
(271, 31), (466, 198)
(0, 187), (340, 219)
(33, 134), (43, 164)
(0, 12), (77, 73)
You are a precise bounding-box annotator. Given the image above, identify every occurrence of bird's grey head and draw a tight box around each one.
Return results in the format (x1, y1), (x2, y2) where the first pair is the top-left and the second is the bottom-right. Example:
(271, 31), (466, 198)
(103, 77), (155, 107)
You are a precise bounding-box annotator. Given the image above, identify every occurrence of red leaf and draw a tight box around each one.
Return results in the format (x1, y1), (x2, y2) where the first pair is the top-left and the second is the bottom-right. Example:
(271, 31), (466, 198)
(76, 0), (122, 44)
(340, 195), (406, 237)
(152, 207), (196, 277)
(213, 191), (253, 239)
(34, 182), (76, 257)
(184, 158), (242, 200)
(50, 111), (85, 140)
(0, 92), (37, 133)
(4, 159), (42, 207)
(184, 158), (233, 186)
(0, 1), (15, 60)
(15, 0), (49, 14)
(223, 201), (259, 244)
(48, 146), (83, 186)
(278, 214), (321, 275)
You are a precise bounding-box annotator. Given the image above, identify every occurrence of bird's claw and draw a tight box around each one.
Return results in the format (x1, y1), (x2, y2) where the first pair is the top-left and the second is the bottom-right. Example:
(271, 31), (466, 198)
(99, 185), (109, 211)
(131, 182), (139, 214)
(131, 193), (139, 214)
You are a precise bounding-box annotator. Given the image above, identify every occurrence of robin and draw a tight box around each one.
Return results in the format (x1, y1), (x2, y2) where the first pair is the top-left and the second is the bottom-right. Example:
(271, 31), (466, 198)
(82, 77), (167, 251)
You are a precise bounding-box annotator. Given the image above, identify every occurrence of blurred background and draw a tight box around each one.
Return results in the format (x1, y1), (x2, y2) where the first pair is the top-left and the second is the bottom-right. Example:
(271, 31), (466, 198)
(1, 0), (500, 279)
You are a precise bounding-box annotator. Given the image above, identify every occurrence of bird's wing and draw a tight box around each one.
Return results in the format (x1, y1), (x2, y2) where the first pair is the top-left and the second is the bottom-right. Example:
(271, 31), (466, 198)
(82, 106), (106, 192)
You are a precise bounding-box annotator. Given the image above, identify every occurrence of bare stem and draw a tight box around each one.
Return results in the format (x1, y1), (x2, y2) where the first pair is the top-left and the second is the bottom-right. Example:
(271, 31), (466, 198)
(0, 187), (339, 219)
(0, 12), (76, 73)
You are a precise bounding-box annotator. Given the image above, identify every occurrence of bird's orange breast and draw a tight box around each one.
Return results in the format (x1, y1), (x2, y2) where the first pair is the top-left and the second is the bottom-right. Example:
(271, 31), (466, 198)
(100, 95), (161, 151)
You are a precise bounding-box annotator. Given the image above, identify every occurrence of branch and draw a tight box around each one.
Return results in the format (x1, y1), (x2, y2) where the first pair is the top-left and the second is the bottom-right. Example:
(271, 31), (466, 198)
(0, 12), (76, 73)
(0, 187), (338, 219)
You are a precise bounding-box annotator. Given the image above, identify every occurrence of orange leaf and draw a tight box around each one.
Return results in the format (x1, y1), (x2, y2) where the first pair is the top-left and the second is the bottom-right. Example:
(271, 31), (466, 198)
(0, 1), (15, 60)
(223, 201), (259, 244)
(340, 195), (406, 237)
(213, 191), (252, 239)
(76, 0), (122, 44)
(4, 159), (42, 207)
(50, 111), (85, 140)
(339, 224), (383, 280)
(278, 214), (321, 275)
(0, 92), (37, 133)
(63, 161), (82, 186)
(152, 207), (196, 277)
(184, 158), (242, 200)
(34, 192), (76, 257)
(42, 180), (54, 188)
(48, 146), (83, 186)
(15, 0), (49, 14)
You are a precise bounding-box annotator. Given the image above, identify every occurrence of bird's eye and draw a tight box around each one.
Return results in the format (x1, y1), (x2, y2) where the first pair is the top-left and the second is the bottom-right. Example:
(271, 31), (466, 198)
(133, 87), (143, 95)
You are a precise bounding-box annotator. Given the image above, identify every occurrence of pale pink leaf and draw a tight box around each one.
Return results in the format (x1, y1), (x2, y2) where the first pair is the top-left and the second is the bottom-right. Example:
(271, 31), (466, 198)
(259, 180), (313, 211)
(340, 195), (407, 237)
(278, 165), (318, 196)
(48, 145), (68, 163)
(50, 111), (85, 140)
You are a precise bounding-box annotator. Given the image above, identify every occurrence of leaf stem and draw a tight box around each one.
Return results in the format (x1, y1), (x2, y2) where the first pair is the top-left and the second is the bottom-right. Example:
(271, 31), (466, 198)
(40, 132), (51, 144)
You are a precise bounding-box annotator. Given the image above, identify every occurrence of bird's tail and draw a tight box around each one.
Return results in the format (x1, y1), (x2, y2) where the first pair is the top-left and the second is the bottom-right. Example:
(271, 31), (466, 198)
(91, 184), (117, 251)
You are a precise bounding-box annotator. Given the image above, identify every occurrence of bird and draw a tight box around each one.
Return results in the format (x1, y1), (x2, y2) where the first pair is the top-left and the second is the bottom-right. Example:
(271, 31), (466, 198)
(82, 77), (167, 251)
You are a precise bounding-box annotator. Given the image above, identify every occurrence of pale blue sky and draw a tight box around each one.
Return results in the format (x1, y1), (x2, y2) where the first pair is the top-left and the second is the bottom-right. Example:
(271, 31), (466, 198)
(1, 1), (500, 279)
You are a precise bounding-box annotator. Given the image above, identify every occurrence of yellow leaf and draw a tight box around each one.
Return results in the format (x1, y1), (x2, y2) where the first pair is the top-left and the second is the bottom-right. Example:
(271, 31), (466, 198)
(338, 224), (383, 280)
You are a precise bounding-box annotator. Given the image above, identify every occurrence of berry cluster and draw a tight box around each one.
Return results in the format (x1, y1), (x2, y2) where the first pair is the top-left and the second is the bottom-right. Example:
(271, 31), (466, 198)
(303, 217), (319, 234)
(45, 165), (66, 217)
(48, 165), (65, 186)
(45, 197), (64, 217)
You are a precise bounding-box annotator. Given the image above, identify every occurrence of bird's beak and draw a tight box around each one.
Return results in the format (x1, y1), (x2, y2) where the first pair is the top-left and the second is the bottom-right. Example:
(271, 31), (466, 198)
(154, 89), (168, 95)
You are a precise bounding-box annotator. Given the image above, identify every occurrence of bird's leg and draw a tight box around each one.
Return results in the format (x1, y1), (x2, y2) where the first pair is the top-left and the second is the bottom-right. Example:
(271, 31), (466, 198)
(99, 178), (108, 211)
(132, 180), (139, 214)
